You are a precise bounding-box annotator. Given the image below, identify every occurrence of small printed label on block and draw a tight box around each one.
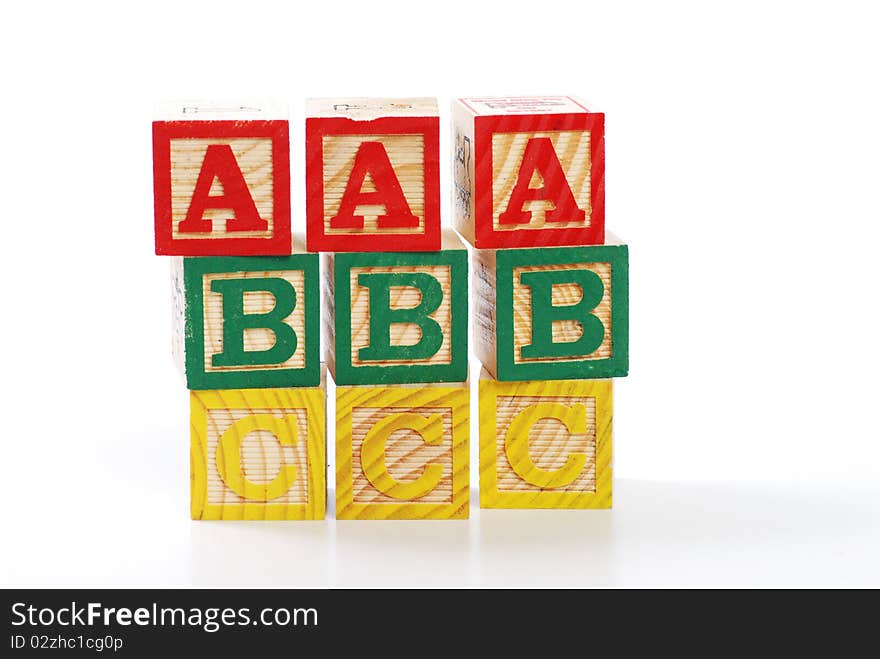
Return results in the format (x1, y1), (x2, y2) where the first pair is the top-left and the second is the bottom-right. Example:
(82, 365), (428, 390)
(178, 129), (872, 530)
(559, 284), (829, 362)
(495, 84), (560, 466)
(476, 241), (628, 381)
(453, 96), (604, 249)
(459, 96), (592, 116)
(191, 381), (326, 520)
(306, 98), (440, 252)
(336, 381), (469, 519)
(327, 230), (468, 385)
(153, 108), (290, 255)
(479, 372), (611, 509)
(177, 246), (320, 389)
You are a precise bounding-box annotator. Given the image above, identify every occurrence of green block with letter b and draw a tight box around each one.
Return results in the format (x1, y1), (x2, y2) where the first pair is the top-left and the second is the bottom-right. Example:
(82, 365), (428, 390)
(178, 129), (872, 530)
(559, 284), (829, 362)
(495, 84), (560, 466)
(478, 241), (628, 381)
(328, 230), (469, 385)
(174, 253), (320, 389)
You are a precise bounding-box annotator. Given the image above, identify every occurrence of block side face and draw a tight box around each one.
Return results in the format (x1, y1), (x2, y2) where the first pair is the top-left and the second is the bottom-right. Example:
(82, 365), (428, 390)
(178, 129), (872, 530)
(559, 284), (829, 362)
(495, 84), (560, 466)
(472, 249), (499, 378)
(452, 102), (476, 246)
(332, 249), (469, 385)
(335, 383), (469, 520)
(305, 116), (441, 253)
(191, 387), (326, 520)
(479, 379), (612, 509)
(322, 253), (337, 380)
(183, 255), (320, 389)
(477, 378), (499, 507)
(190, 394), (208, 519)
(495, 245), (628, 381)
(471, 113), (604, 249)
(153, 120), (291, 256)
(171, 257), (187, 380)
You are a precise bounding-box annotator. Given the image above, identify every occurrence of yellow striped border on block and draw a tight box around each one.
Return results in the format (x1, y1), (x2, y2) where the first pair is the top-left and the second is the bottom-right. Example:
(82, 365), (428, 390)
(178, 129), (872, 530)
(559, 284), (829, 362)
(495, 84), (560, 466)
(190, 371), (326, 521)
(336, 380), (469, 519)
(479, 369), (611, 509)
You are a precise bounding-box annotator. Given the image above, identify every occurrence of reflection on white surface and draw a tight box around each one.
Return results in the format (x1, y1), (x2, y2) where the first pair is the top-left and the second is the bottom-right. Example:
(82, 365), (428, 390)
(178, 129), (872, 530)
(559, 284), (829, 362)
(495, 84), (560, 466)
(6, 459), (879, 587)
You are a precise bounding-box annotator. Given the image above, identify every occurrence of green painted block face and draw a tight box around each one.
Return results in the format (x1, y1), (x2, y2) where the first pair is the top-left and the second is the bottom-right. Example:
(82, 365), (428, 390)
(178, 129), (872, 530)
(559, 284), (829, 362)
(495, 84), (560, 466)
(333, 249), (469, 385)
(183, 255), (320, 389)
(495, 244), (628, 381)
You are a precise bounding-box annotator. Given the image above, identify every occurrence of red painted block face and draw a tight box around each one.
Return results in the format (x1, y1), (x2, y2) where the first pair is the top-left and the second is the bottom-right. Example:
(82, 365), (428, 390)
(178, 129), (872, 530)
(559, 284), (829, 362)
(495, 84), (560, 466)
(453, 96), (604, 249)
(153, 110), (291, 256)
(305, 98), (441, 253)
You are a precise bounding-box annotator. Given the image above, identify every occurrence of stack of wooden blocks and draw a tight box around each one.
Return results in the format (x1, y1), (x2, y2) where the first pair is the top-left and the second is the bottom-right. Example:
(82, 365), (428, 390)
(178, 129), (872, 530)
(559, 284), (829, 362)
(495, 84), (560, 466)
(152, 95), (627, 521)
(453, 97), (627, 510)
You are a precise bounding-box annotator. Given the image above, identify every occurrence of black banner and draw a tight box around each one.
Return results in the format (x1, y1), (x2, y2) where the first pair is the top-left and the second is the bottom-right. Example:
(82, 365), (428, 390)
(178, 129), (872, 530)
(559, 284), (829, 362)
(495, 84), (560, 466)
(1, 588), (871, 654)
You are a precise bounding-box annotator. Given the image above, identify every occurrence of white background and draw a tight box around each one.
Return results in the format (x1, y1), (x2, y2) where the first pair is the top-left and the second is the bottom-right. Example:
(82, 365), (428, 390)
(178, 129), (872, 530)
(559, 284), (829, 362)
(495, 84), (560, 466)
(1, 1), (878, 587)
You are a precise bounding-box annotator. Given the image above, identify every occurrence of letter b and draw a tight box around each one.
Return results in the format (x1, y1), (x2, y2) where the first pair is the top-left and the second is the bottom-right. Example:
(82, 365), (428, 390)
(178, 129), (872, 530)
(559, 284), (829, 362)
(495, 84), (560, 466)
(520, 268), (605, 359)
(211, 277), (298, 367)
(357, 272), (444, 362)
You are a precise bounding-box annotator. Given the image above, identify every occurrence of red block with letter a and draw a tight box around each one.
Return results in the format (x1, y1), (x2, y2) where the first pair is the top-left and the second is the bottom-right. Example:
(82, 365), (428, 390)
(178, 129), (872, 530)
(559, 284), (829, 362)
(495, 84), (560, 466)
(153, 102), (291, 256)
(452, 96), (604, 249)
(305, 98), (441, 253)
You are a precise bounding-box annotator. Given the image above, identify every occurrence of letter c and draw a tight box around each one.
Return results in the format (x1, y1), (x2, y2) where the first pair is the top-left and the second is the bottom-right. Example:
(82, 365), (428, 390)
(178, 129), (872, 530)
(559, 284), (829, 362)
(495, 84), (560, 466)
(216, 414), (299, 501)
(361, 413), (444, 499)
(504, 403), (588, 488)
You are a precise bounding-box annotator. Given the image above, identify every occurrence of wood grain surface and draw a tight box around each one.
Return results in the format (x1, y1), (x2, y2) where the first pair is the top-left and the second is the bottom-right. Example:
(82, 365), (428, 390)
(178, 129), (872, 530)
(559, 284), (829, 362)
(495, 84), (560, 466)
(348, 264), (452, 367)
(479, 372), (611, 509)
(170, 138), (274, 240)
(512, 262), (612, 364)
(322, 134), (425, 235)
(191, 382), (326, 521)
(201, 269), (307, 372)
(494, 395), (596, 493)
(336, 382), (469, 519)
(491, 129), (591, 231)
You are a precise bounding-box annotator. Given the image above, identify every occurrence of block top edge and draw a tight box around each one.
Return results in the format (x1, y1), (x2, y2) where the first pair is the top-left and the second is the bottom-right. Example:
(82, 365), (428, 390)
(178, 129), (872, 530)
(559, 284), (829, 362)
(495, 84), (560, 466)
(155, 100), (288, 121)
(306, 97), (439, 119)
(455, 95), (597, 116)
(335, 376), (470, 390)
(478, 365), (614, 386)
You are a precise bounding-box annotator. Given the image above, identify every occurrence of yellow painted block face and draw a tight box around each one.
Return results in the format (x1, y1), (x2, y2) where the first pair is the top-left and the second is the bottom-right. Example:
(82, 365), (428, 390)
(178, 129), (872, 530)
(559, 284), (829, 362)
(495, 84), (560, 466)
(479, 375), (611, 509)
(336, 382), (469, 519)
(191, 385), (326, 520)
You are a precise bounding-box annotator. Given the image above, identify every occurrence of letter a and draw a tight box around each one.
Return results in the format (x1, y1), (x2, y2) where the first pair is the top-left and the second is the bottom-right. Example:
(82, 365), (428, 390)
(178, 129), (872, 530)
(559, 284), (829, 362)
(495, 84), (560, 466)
(179, 143), (268, 234)
(330, 141), (420, 229)
(497, 137), (585, 225)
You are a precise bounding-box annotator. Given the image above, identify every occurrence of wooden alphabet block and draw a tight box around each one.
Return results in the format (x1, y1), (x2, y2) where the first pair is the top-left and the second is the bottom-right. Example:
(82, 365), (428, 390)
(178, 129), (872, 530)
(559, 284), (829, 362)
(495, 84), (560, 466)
(191, 374), (327, 520)
(153, 102), (291, 256)
(305, 98), (441, 253)
(479, 370), (611, 509)
(474, 236), (628, 381)
(172, 236), (320, 389)
(336, 380), (469, 520)
(453, 96), (604, 249)
(324, 229), (468, 385)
